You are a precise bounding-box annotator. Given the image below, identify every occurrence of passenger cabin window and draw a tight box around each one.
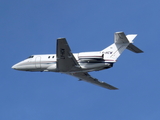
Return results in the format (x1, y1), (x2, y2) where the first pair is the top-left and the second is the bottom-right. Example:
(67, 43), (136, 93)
(52, 56), (54, 58)
(28, 56), (34, 58)
(48, 56), (50, 58)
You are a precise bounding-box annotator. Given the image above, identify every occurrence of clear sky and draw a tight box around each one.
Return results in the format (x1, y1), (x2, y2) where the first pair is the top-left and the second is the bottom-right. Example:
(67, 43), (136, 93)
(1, 0), (160, 120)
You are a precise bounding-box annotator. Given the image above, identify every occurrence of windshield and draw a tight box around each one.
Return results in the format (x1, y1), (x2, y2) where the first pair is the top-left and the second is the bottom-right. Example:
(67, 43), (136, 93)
(28, 55), (34, 58)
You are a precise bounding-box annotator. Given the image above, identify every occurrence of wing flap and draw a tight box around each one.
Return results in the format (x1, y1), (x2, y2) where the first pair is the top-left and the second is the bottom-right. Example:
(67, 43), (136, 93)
(69, 72), (118, 90)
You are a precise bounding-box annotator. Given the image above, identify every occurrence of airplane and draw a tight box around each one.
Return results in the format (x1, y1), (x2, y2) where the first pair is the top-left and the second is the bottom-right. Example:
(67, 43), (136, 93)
(12, 32), (143, 90)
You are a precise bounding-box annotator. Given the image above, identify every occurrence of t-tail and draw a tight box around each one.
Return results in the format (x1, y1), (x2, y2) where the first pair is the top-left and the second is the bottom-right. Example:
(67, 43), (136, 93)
(102, 32), (143, 60)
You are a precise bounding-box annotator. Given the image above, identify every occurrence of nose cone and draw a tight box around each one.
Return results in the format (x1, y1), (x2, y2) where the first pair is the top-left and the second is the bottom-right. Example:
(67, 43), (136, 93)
(11, 60), (30, 71)
(11, 64), (18, 70)
(11, 62), (22, 70)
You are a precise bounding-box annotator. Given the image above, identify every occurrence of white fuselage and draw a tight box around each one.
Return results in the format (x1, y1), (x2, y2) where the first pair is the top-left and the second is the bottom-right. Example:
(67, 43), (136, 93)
(12, 52), (116, 73)
(11, 32), (143, 90)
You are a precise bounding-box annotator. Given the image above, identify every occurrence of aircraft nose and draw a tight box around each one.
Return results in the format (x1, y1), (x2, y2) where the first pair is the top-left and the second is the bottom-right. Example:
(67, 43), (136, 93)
(11, 64), (18, 69)
(11, 60), (29, 71)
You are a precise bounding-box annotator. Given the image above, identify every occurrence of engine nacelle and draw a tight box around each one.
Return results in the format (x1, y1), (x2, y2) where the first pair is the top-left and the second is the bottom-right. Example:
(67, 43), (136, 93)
(78, 52), (103, 59)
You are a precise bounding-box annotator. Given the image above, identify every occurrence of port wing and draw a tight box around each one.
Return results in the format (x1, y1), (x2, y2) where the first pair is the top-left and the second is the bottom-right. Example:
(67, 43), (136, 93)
(57, 38), (118, 90)
(56, 38), (81, 72)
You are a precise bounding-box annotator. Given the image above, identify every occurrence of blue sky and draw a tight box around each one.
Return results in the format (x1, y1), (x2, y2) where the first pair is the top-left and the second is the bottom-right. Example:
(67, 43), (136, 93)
(1, 0), (160, 120)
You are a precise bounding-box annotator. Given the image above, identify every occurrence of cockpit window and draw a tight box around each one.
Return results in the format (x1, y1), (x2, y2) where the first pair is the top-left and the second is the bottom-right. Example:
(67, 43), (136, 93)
(28, 56), (34, 58)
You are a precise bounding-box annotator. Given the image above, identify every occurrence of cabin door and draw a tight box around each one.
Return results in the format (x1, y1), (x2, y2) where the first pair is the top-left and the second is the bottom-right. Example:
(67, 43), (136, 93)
(35, 56), (41, 68)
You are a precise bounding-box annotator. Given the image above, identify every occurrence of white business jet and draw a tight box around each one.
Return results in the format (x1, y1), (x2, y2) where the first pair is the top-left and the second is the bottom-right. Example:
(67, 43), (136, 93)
(12, 32), (143, 90)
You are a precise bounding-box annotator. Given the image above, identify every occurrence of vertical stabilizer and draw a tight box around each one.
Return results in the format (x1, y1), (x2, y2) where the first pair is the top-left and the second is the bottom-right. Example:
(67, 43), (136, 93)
(102, 32), (143, 60)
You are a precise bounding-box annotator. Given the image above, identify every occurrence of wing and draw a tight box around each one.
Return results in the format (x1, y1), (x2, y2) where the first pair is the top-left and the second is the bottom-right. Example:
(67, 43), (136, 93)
(57, 38), (118, 90)
(68, 72), (118, 90)
(56, 38), (81, 72)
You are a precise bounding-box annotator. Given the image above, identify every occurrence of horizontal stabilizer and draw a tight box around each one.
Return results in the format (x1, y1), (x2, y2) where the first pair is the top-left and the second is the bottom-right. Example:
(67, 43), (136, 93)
(127, 43), (143, 53)
(126, 34), (137, 43)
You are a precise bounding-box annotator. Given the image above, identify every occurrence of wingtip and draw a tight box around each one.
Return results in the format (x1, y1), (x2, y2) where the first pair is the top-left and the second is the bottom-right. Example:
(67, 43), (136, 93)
(110, 87), (119, 90)
(115, 31), (124, 34)
(57, 37), (66, 40)
(114, 88), (119, 90)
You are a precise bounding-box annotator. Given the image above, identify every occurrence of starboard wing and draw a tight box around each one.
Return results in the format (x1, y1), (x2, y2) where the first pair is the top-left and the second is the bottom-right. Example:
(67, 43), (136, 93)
(68, 72), (118, 90)
(56, 38), (81, 72)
